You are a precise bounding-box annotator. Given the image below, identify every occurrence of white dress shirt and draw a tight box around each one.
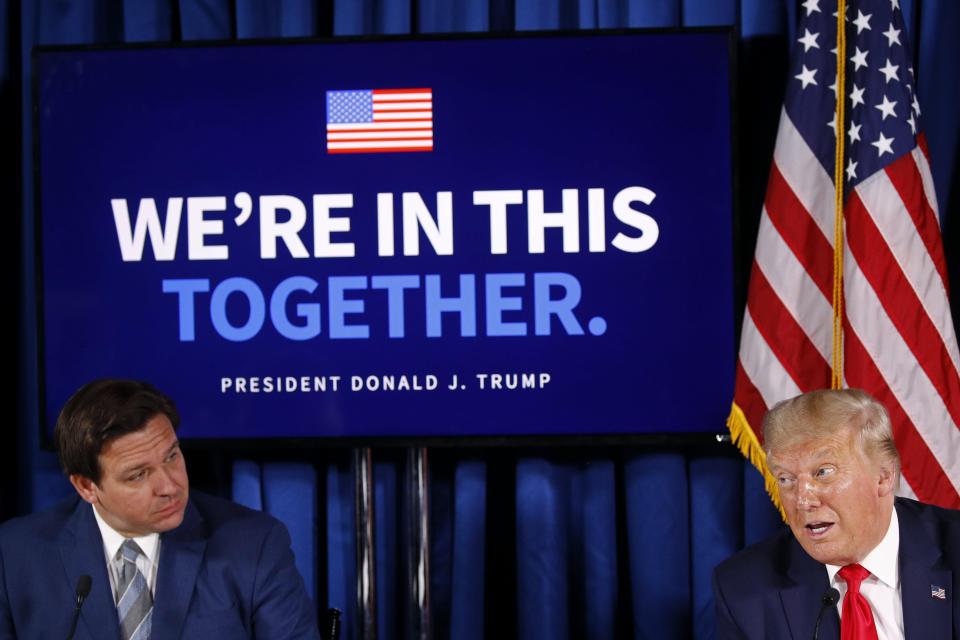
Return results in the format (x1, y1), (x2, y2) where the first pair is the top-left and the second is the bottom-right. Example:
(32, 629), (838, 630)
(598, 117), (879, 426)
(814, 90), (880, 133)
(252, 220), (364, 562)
(91, 505), (161, 601)
(826, 508), (904, 640)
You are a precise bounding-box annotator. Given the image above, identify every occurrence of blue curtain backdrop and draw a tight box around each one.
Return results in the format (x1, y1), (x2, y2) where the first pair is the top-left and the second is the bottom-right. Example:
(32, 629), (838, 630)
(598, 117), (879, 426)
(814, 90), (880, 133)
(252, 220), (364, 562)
(6, 1), (960, 638)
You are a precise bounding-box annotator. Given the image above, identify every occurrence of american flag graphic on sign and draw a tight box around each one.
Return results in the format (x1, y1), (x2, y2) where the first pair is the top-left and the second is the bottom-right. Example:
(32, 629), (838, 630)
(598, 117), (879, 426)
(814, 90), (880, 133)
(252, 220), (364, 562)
(326, 88), (433, 154)
(729, 0), (960, 510)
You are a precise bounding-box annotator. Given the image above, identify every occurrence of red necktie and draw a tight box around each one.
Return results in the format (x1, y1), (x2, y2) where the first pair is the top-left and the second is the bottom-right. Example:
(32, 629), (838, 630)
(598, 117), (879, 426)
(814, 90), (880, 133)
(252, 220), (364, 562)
(839, 564), (879, 640)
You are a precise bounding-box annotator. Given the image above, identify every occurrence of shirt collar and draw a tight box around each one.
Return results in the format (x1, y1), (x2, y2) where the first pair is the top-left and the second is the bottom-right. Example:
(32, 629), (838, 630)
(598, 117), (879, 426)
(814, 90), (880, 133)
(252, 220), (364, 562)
(91, 503), (160, 564)
(826, 506), (900, 588)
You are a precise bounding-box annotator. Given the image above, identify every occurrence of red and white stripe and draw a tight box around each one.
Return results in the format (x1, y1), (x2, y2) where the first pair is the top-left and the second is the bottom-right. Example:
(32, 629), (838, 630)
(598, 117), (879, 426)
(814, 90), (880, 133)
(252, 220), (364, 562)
(327, 88), (433, 154)
(733, 108), (960, 508)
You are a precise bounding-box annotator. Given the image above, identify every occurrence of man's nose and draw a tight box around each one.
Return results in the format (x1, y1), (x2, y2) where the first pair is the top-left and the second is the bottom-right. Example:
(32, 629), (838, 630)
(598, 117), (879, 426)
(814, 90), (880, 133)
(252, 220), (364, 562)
(795, 479), (820, 510)
(152, 467), (179, 495)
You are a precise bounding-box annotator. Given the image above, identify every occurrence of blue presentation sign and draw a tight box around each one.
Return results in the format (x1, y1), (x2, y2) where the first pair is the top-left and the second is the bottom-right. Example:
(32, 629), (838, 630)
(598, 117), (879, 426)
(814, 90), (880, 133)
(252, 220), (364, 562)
(37, 31), (735, 439)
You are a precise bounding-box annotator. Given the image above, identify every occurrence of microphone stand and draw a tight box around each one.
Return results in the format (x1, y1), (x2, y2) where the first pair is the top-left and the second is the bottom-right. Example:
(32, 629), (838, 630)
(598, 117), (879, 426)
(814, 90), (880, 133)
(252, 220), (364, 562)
(66, 575), (92, 640)
(812, 587), (840, 640)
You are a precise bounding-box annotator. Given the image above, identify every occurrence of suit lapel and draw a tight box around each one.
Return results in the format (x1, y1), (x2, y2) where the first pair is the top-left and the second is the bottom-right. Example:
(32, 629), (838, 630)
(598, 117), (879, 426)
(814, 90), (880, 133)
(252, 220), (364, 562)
(152, 499), (206, 640)
(781, 538), (840, 640)
(897, 500), (953, 638)
(57, 499), (122, 640)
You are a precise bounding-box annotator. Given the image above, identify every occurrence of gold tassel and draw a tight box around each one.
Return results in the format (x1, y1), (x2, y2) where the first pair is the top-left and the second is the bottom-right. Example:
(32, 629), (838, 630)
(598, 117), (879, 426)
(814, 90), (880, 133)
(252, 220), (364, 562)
(727, 402), (786, 521)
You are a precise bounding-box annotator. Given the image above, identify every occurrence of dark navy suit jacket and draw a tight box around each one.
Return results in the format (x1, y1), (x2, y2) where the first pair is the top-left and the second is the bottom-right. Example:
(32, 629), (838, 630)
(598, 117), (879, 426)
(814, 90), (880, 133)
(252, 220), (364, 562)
(713, 498), (960, 639)
(0, 491), (319, 639)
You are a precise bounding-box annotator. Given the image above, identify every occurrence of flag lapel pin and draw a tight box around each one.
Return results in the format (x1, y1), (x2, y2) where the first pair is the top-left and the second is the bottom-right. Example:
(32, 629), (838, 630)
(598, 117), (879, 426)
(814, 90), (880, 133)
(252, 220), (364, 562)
(931, 585), (947, 600)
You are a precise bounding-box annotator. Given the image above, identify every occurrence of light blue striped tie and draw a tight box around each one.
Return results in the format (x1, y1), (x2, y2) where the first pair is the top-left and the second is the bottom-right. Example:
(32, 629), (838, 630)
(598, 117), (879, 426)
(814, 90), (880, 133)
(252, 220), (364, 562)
(116, 540), (153, 640)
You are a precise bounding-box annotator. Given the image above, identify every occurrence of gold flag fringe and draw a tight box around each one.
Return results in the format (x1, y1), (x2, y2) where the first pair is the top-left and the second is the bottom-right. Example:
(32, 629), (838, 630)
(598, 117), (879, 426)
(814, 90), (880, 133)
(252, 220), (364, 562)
(727, 402), (786, 521)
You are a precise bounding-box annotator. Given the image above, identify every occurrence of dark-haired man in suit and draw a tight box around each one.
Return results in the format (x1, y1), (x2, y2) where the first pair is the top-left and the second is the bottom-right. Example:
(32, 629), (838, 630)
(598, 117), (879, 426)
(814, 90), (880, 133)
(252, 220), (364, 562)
(713, 388), (960, 639)
(0, 379), (319, 639)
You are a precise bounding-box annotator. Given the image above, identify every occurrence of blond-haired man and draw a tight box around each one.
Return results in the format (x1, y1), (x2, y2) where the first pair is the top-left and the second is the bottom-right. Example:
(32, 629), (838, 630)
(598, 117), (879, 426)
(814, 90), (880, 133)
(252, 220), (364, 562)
(714, 389), (960, 639)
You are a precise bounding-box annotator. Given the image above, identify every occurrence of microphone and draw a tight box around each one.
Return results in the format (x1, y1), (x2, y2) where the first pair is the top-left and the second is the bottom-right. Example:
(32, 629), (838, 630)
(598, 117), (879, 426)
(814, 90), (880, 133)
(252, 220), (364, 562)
(66, 575), (92, 640)
(324, 608), (342, 640)
(812, 587), (840, 640)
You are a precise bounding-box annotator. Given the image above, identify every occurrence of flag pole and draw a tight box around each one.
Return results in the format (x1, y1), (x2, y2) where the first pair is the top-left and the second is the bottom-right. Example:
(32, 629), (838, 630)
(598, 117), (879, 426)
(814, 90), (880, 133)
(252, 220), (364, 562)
(831, 0), (848, 389)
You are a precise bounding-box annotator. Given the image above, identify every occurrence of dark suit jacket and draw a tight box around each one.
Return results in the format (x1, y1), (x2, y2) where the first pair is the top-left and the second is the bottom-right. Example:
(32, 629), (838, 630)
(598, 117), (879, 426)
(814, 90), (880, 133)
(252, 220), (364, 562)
(713, 497), (960, 639)
(0, 491), (319, 639)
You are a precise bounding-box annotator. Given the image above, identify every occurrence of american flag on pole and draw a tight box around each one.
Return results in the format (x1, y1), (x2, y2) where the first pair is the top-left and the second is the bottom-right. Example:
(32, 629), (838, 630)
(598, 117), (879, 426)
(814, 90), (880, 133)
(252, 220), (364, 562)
(729, 0), (960, 509)
(326, 88), (433, 154)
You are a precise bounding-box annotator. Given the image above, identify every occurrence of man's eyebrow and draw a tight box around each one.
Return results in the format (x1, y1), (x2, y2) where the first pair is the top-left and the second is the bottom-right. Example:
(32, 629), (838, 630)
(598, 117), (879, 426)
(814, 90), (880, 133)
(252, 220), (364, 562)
(809, 447), (841, 461)
(768, 447), (842, 474)
(120, 462), (148, 476)
(119, 441), (180, 475)
(767, 462), (790, 475)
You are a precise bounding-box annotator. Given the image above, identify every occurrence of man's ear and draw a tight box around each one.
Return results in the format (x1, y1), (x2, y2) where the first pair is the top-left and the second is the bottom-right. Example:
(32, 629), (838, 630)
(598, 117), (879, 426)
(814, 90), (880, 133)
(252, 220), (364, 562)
(877, 464), (896, 498)
(70, 474), (99, 504)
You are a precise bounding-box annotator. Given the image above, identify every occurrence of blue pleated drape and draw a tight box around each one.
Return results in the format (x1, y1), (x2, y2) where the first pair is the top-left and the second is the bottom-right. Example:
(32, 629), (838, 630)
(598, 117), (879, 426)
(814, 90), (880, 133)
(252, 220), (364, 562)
(11, 1), (960, 639)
